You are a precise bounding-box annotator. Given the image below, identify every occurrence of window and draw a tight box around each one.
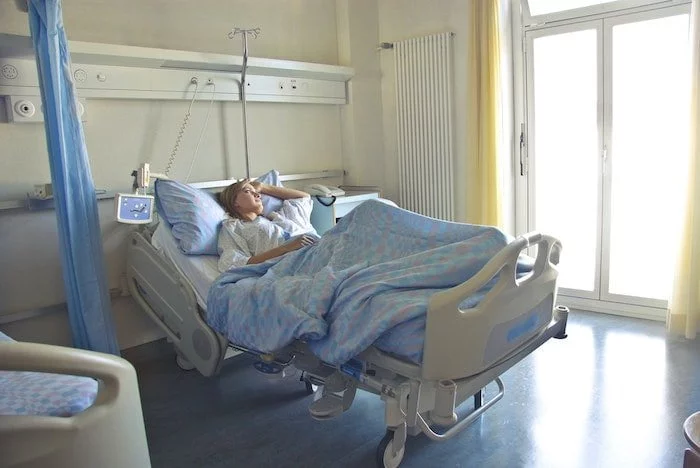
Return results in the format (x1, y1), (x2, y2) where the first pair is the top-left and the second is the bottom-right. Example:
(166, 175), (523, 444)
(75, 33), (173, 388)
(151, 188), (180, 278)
(520, 3), (691, 316)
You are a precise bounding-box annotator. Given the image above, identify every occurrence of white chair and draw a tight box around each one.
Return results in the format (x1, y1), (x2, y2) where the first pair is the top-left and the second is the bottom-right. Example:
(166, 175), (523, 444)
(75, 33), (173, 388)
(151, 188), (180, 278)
(0, 341), (151, 468)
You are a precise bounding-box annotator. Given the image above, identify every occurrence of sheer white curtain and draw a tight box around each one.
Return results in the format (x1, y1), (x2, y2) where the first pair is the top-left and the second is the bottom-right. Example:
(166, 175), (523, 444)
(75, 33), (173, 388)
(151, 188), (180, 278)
(667, 0), (700, 339)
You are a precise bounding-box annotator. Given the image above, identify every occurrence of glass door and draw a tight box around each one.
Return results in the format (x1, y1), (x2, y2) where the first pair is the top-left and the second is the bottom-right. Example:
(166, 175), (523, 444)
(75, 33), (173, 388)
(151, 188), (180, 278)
(602, 7), (690, 307)
(524, 5), (690, 309)
(526, 21), (603, 299)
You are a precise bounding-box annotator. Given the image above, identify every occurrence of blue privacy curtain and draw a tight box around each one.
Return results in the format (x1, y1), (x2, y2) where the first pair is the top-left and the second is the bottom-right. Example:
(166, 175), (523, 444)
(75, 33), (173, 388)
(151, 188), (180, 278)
(28, 0), (119, 355)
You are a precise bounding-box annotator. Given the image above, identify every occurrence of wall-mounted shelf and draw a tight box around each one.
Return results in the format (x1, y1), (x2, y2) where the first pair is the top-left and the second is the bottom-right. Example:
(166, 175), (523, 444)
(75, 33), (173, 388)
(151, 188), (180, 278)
(0, 170), (345, 212)
(0, 33), (354, 104)
(0, 191), (117, 212)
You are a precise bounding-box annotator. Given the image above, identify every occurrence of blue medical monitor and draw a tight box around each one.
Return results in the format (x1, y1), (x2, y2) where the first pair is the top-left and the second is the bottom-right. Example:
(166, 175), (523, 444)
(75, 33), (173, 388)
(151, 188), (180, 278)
(115, 193), (154, 224)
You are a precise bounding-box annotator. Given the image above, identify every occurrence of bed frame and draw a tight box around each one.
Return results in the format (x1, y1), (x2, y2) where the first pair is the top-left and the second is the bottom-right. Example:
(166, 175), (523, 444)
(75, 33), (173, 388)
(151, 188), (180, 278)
(127, 226), (567, 467)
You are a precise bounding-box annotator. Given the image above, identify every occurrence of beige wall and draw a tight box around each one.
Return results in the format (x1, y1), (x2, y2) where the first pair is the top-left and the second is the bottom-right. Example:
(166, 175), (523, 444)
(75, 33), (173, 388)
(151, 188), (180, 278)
(0, 0), (348, 349)
(0, 0), (339, 63)
(336, 0), (385, 188)
(377, 0), (515, 230)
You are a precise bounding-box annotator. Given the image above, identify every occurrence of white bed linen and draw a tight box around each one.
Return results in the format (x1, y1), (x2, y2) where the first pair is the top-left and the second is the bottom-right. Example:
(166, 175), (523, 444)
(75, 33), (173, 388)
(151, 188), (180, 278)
(151, 223), (220, 309)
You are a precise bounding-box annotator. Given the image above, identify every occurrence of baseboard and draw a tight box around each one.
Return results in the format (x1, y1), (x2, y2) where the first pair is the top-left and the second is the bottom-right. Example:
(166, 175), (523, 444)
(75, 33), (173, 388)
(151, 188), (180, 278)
(0, 296), (166, 351)
(560, 296), (666, 322)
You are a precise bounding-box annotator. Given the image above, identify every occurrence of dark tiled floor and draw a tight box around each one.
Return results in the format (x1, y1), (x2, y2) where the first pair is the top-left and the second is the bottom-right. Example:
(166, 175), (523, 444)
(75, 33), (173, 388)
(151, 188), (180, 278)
(125, 310), (700, 468)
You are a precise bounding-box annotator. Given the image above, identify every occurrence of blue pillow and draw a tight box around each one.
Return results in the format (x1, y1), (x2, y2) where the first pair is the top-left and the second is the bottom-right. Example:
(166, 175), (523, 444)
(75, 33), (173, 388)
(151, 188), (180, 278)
(155, 179), (225, 255)
(256, 169), (284, 215)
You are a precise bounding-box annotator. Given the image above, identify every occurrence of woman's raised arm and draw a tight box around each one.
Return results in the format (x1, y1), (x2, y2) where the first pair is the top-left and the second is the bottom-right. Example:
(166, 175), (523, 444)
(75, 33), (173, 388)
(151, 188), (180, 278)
(253, 181), (309, 201)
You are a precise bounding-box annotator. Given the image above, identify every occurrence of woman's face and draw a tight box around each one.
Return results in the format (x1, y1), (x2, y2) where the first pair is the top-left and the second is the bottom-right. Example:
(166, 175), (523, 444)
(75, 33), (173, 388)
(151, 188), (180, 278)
(234, 183), (263, 215)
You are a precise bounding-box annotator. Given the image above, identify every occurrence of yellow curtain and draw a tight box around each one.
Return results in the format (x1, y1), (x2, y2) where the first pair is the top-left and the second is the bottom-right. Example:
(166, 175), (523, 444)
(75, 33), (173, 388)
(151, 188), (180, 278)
(466, 0), (502, 227)
(667, 0), (700, 339)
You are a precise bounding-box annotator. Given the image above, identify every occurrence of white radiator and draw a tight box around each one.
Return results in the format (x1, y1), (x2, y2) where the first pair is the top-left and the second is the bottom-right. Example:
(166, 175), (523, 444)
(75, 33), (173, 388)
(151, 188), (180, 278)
(394, 32), (455, 220)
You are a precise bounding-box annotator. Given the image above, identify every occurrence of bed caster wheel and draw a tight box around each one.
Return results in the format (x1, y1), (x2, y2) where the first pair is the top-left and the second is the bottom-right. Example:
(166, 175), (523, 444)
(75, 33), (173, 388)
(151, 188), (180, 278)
(300, 372), (320, 395)
(176, 355), (195, 371)
(305, 381), (320, 395)
(376, 430), (405, 468)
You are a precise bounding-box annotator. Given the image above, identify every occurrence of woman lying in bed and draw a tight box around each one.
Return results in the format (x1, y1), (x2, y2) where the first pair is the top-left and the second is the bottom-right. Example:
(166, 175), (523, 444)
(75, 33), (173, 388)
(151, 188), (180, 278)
(217, 180), (318, 271)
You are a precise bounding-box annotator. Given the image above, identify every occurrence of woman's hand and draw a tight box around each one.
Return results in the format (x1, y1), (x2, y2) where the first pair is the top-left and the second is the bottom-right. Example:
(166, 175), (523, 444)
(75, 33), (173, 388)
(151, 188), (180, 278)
(250, 180), (264, 192)
(256, 184), (310, 200)
(284, 235), (317, 252)
(246, 235), (317, 264)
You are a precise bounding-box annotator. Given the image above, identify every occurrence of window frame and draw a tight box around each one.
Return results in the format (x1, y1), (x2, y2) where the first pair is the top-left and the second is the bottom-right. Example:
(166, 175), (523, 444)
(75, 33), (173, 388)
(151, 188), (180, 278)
(522, 0), (683, 26)
(513, 0), (692, 317)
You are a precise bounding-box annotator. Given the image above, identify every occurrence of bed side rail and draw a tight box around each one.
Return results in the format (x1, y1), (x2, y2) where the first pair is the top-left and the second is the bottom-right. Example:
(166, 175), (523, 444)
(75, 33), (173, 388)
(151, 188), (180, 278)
(126, 230), (226, 377)
(421, 232), (562, 381)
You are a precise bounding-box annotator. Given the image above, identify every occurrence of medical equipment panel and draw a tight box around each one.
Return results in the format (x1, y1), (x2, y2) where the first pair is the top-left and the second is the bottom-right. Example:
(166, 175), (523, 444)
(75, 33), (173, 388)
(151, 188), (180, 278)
(115, 193), (154, 224)
(0, 33), (353, 105)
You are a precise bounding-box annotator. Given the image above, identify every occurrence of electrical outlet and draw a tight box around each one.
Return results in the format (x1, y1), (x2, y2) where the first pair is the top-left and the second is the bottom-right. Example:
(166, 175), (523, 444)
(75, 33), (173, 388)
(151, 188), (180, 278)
(5, 96), (42, 123)
(3, 96), (88, 123)
(33, 183), (53, 199)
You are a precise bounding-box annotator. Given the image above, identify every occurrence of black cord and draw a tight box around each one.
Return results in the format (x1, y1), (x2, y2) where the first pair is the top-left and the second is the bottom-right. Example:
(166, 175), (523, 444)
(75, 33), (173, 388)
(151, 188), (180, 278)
(315, 195), (336, 206)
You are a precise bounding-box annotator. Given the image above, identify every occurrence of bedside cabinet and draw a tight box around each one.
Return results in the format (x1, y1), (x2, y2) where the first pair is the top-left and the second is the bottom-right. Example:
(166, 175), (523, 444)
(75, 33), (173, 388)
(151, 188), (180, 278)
(310, 190), (380, 235)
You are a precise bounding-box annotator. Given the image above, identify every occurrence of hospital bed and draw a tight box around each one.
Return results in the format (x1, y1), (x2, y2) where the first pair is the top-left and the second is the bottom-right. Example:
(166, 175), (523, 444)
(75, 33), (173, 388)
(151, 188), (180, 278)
(127, 201), (567, 467)
(0, 331), (151, 468)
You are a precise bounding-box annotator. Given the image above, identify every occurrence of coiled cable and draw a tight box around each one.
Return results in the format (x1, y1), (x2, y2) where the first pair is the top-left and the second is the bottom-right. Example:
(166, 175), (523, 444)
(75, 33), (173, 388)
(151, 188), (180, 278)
(164, 77), (200, 177)
(185, 81), (216, 183)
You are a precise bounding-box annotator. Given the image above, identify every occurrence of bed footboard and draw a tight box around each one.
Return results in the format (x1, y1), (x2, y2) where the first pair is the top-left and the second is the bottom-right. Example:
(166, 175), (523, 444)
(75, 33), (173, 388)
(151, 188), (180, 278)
(422, 232), (562, 381)
(126, 230), (227, 377)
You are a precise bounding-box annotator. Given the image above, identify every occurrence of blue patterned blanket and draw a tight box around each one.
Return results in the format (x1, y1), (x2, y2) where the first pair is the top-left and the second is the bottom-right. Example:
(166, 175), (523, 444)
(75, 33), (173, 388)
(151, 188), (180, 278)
(207, 200), (530, 364)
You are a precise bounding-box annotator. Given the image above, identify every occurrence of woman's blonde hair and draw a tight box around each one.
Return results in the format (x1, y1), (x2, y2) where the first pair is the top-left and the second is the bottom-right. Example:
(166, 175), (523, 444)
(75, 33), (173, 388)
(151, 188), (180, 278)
(218, 179), (249, 219)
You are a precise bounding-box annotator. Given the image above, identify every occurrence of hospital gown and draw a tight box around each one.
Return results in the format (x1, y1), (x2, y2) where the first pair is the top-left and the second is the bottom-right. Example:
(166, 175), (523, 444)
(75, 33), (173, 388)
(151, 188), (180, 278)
(217, 197), (316, 271)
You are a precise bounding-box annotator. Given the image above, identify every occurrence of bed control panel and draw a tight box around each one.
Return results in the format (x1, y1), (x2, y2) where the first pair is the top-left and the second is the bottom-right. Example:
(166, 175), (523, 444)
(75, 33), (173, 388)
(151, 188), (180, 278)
(115, 193), (154, 224)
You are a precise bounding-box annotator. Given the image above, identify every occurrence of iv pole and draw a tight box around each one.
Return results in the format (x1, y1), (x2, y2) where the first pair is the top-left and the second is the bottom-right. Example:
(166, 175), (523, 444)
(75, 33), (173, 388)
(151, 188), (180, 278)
(228, 27), (260, 180)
